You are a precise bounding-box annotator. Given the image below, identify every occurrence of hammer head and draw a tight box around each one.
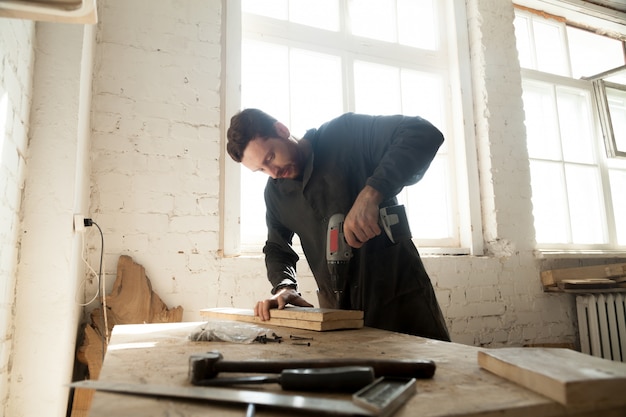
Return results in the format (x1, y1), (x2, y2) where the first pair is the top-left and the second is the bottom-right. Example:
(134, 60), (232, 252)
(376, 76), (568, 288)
(188, 351), (223, 384)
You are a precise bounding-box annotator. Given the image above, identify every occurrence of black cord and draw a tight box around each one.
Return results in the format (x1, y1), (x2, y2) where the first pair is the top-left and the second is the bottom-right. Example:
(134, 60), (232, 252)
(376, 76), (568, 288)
(85, 218), (106, 361)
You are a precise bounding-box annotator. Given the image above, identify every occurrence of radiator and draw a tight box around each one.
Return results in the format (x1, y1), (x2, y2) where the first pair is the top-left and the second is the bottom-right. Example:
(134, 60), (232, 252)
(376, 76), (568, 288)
(576, 293), (626, 361)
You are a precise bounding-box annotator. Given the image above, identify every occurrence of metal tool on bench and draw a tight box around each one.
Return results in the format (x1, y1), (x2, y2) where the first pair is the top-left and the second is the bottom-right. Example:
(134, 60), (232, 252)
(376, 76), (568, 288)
(188, 351), (436, 384)
(193, 365), (375, 392)
(70, 375), (416, 416)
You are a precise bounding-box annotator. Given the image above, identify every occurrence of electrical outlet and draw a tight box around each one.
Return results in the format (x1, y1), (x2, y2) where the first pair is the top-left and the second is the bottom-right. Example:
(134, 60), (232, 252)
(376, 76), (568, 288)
(74, 214), (85, 233)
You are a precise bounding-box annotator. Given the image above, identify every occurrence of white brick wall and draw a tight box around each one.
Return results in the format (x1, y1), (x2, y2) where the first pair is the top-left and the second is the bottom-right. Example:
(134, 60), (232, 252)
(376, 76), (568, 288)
(89, 0), (223, 316)
(0, 17), (34, 415)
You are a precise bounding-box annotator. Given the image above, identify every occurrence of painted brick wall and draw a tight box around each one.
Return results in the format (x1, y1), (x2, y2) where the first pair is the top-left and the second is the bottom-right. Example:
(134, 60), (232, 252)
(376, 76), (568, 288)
(89, 0), (224, 316)
(0, 17), (34, 415)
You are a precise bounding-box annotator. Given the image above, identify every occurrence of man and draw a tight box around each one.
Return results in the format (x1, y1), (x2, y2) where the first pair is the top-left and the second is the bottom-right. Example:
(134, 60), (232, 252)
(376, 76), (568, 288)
(227, 109), (450, 341)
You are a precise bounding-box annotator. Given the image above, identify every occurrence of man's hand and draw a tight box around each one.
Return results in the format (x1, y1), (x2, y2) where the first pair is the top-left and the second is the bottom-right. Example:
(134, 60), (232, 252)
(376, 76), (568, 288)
(254, 288), (314, 321)
(344, 185), (384, 248)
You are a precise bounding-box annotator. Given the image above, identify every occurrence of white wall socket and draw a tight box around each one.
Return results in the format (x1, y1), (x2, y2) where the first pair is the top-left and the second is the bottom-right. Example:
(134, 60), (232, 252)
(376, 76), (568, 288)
(74, 214), (85, 233)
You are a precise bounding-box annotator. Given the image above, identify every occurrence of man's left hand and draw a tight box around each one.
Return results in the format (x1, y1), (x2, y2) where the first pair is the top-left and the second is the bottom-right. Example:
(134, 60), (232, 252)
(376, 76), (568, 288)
(253, 288), (314, 321)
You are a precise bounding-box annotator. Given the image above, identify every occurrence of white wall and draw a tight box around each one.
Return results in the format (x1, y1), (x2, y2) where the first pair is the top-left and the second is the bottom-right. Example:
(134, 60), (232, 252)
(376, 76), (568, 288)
(6, 21), (94, 417)
(0, 17), (93, 417)
(1, 0), (624, 416)
(0, 17), (35, 415)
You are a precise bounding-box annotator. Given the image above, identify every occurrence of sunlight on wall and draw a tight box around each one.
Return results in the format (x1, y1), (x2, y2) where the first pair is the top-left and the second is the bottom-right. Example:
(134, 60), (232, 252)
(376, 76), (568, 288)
(0, 91), (7, 164)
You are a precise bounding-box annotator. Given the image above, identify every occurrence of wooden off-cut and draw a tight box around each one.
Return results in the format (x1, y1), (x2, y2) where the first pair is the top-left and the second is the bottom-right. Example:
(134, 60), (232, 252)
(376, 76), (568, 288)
(478, 347), (626, 407)
(200, 307), (364, 331)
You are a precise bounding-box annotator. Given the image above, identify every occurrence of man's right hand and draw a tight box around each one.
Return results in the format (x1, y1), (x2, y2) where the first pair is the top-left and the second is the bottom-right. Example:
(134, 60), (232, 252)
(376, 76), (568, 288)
(254, 288), (314, 321)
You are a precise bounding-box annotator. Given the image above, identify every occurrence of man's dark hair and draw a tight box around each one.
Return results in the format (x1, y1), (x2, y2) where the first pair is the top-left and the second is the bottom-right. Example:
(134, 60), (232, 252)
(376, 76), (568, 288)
(227, 108), (278, 162)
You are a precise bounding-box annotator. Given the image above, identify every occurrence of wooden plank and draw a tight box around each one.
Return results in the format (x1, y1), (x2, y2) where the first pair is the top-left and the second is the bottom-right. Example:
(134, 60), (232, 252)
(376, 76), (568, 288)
(270, 307), (363, 321)
(557, 278), (617, 290)
(562, 287), (626, 293)
(200, 307), (364, 331)
(201, 307), (363, 322)
(478, 347), (626, 407)
(541, 263), (626, 288)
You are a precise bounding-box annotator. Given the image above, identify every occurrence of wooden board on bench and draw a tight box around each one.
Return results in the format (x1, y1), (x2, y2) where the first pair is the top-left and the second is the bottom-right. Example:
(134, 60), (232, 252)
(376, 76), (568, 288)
(478, 347), (626, 407)
(200, 307), (364, 331)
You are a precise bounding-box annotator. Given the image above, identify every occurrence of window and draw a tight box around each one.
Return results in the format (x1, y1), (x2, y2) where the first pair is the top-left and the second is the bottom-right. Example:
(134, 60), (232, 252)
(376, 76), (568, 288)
(224, 0), (480, 255)
(594, 71), (626, 158)
(514, 8), (626, 249)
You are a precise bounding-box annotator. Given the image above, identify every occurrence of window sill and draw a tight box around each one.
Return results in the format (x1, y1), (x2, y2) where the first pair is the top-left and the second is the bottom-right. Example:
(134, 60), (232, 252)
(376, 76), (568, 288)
(535, 249), (626, 259)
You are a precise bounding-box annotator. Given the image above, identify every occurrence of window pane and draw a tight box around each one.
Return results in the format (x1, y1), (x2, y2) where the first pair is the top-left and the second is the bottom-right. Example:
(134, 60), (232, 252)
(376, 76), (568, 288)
(354, 61), (402, 115)
(240, 41), (290, 246)
(397, 0), (437, 50)
(241, 170), (269, 244)
(400, 70), (447, 154)
(349, 0), (438, 49)
(289, 49), (343, 134)
(533, 19), (569, 76)
(241, 40), (290, 119)
(290, 0), (340, 31)
(240, 45), (343, 246)
(609, 169), (626, 245)
(565, 164), (606, 244)
(401, 70), (444, 131)
(514, 15), (533, 69)
(522, 81), (562, 160)
(556, 87), (595, 163)
(350, 0), (396, 43)
(399, 158), (452, 239)
(530, 160), (569, 243)
(567, 26), (625, 79)
(607, 86), (626, 153)
(242, 0), (288, 20)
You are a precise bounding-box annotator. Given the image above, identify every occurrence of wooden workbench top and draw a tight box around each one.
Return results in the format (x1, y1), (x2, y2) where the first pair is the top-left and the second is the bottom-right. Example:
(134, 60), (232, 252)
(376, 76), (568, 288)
(84, 322), (626, 417)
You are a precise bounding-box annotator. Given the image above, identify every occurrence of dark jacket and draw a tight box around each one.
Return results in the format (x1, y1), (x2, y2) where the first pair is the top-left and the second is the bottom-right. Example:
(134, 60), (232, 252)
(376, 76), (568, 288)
(263, 113), (450, 341)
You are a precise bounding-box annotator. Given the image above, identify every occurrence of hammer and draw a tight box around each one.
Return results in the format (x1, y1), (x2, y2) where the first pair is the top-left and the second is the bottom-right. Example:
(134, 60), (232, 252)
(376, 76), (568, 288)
(188, 351), (436, 384)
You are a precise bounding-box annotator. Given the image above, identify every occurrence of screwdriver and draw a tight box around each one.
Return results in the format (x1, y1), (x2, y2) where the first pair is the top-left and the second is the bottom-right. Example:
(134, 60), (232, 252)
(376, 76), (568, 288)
(193, 365), (375, 392)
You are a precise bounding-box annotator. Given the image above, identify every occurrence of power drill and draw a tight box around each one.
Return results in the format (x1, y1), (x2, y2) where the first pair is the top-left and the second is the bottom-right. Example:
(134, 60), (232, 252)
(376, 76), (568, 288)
(326, 213), (353, 305)
(326, 205), (412, 304)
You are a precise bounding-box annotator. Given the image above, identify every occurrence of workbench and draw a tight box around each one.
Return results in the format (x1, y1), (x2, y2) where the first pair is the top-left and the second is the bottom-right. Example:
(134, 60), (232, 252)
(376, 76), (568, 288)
(84, 321), (626, 417)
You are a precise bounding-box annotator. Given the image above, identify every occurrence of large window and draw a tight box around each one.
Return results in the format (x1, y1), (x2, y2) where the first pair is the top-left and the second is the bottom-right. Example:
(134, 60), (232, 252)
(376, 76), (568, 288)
(225, 0), (479, 255)
(514, 8), (626, 249)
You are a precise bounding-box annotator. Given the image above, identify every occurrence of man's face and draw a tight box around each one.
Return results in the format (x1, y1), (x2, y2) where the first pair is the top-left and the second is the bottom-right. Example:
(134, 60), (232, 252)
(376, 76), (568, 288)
(241, 135), (303, 180)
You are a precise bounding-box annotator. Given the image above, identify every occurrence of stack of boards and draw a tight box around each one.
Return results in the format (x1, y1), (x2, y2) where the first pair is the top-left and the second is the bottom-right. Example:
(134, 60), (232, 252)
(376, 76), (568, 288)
(200, 307), (364, 331)
(478, 347), (626, 409)
(541, 262), (626, 292)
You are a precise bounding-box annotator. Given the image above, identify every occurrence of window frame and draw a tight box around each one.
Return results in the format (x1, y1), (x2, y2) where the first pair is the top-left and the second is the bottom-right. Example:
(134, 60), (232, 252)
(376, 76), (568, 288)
(592, 75), (626, 159)
(515, 7), (626, 252)
(221, 0), (482, 257)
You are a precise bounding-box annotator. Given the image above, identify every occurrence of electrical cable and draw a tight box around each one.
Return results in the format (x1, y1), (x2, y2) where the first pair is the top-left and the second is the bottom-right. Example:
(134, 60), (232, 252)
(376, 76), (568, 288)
(76, 230), (100, 306)
(82, 218), (109, 360)
(90, 220), (110, 354)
